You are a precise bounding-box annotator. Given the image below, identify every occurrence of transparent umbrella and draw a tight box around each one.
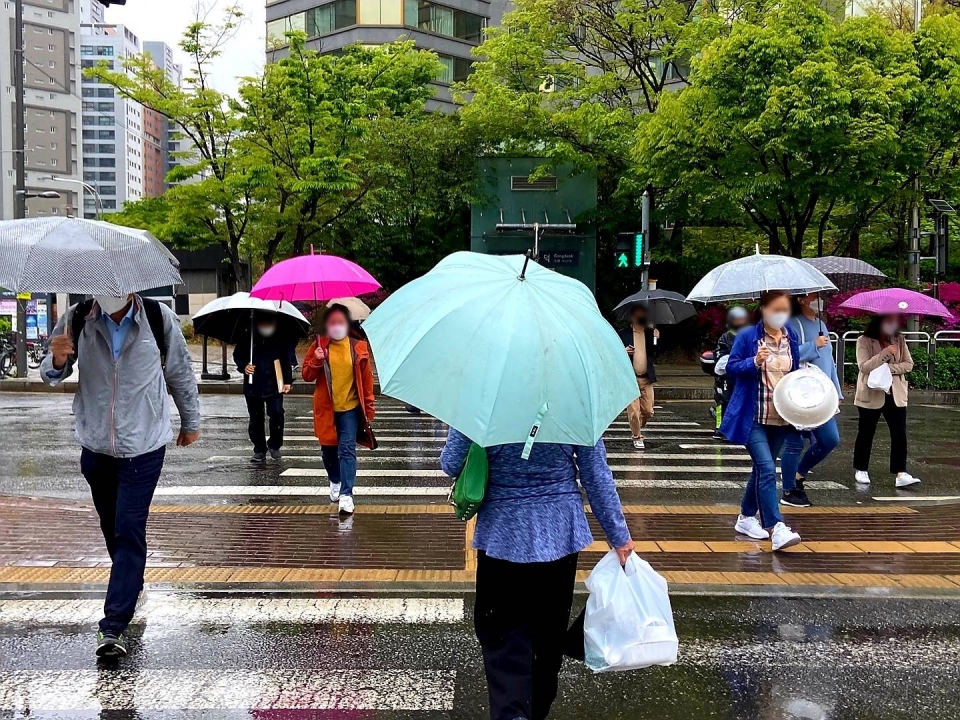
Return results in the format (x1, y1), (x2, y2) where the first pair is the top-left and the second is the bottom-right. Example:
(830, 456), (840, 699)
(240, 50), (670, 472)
(687, 246), (836, 303)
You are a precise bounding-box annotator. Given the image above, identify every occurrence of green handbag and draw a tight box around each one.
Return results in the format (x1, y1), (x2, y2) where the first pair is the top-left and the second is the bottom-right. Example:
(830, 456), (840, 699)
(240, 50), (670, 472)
(449, 442), (488, 521)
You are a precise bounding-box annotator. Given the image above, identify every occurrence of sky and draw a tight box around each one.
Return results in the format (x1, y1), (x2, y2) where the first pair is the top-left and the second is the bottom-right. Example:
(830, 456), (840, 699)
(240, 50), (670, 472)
(105, 0), (265, 95)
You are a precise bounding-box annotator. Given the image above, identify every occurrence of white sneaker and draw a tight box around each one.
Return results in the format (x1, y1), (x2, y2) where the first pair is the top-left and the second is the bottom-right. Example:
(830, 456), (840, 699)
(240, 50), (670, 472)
(854, 471), (871, 485)
(771, 522), (802, 551)
(339, 495), (355, 514)
(895, 472), (921, 488)
(633, 439), (645, 450)
(329, 482), (341, 502)
(734, 514), (770, 540)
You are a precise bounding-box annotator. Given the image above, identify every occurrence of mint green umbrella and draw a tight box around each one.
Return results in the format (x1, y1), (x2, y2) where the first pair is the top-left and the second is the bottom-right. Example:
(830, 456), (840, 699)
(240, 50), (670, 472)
(364, 252), (638, 453)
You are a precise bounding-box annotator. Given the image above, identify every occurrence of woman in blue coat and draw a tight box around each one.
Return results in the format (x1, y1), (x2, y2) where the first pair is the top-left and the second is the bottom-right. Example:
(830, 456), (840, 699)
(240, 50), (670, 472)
(719, 290), (803, 551)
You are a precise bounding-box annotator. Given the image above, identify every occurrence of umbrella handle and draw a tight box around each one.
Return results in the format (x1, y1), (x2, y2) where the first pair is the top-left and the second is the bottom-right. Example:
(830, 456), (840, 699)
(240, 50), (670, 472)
(520, 403), (549, 460)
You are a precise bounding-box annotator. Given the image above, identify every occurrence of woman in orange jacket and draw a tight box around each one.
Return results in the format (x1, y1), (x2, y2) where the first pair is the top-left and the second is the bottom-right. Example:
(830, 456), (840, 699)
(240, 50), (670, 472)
(301, 304), (376, 514)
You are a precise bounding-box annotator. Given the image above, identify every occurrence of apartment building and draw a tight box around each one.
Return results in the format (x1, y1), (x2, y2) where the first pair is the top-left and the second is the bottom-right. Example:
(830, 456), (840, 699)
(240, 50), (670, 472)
(0, 0), (84, 218)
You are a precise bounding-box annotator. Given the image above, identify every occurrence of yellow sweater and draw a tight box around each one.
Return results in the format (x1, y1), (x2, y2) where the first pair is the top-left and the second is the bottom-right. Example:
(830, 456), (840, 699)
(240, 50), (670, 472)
(328, 338), (359, 412)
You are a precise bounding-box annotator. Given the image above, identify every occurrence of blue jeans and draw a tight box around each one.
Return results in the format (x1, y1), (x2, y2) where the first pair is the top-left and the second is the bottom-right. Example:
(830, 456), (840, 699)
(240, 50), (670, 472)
(742, 423), (798, 528)
(80, 445), (166, 636)
(780, 417), (840, 492)
(321, 406), (362, 496)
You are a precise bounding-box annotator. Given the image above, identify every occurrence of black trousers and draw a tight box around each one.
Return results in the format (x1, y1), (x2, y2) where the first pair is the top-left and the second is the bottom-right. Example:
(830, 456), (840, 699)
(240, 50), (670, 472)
(245, 393), (284, 453)
(854, 394), (908, 474)
(474, 550), (579, 720)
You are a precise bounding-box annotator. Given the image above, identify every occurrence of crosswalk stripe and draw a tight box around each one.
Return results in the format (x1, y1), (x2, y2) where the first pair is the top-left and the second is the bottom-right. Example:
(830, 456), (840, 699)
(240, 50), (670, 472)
(0, 597), (463, 625)
(154, 485), (451, 497)
(275, 429), (717, 441)
(206, 453), (753, 463)
(0, 669), (455, 711)
(618, 479), (847, 489)
(279, 465), (753, 478)
(680, 443), (746, 449)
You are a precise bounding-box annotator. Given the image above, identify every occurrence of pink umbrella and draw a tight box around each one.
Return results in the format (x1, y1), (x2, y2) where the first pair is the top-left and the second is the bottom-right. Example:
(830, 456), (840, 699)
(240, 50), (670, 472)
(250, 247), (380, 302)
(838, 288), (953, 319)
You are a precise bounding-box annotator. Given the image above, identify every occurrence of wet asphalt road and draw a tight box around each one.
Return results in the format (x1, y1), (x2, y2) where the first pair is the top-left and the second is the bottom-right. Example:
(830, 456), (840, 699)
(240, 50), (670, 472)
(2, 393), (960, 506)
(1, 593), (959, 718)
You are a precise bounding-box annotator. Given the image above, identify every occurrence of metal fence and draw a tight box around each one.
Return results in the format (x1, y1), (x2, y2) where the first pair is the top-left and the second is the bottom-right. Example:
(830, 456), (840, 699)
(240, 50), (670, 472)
(836, 330), (958, 388)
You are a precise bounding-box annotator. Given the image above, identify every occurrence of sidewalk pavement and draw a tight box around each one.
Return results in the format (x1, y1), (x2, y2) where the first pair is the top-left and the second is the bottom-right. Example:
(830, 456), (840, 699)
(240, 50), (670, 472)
(2, 494), (959, 594)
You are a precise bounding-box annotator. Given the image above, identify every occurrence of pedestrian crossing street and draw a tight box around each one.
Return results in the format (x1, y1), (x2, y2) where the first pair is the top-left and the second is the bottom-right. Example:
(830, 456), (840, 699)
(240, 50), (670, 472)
(178, 399), (850, 501)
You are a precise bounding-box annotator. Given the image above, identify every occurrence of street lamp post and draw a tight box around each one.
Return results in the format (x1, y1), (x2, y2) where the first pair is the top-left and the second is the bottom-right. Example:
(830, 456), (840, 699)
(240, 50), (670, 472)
(40, 177), (103, 219)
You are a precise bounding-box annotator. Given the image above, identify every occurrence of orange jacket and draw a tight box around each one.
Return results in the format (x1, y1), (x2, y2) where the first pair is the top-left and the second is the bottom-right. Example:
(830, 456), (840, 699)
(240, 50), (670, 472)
(301, 336), (376, 447)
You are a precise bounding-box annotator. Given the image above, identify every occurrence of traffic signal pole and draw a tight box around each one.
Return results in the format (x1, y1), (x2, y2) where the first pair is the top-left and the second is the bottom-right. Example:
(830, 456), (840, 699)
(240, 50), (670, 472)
(641, 190), (651, 291)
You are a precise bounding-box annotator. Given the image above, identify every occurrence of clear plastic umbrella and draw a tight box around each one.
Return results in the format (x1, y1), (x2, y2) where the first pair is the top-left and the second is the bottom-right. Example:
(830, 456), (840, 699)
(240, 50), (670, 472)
(687, 246), (837, 303)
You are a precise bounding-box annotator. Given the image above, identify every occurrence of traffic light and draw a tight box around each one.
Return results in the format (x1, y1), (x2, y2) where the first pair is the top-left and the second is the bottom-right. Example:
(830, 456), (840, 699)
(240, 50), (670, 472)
(615, 232), (647, 269)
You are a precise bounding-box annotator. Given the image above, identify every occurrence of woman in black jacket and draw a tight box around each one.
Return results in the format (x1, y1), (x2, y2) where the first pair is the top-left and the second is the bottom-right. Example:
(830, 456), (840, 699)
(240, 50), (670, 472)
(233, 313), (295, 462)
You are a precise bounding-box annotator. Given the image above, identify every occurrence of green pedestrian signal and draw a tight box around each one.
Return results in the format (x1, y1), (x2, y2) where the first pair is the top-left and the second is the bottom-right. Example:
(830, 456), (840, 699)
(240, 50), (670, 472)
(615, 232), (647, 269)
(634, 232), (644, 268)
(617, 252), (629, 268)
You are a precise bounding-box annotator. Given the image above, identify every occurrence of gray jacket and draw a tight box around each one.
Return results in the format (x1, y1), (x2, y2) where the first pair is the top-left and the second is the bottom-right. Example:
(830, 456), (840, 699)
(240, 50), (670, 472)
(40, 296), (200, 458)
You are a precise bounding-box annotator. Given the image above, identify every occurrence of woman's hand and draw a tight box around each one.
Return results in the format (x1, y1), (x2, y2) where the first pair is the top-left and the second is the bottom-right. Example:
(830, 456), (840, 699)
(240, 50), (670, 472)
(815, 335), (829, 349)
(281, 384), (291, 394)
(625, 345), (634, 356)
(886, 344), (899, 358)
(615, 540), (635, 566)
(314, 346), (325, 362)
(755, 346), (771, 366)
(244, 364), (255, 374)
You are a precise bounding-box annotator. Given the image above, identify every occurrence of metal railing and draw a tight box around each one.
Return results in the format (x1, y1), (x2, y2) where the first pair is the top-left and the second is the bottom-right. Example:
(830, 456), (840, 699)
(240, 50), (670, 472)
(838, 331), (934, 387)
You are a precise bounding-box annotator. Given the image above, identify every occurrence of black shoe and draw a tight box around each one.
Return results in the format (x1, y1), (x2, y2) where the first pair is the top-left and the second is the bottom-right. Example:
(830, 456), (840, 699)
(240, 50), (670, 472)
(96, 631), (127, 659)
(251, 451), (266, 463)
(780, 489), (812, 508)
(712, 431), (724, 440)
(268, 448), (282, 460)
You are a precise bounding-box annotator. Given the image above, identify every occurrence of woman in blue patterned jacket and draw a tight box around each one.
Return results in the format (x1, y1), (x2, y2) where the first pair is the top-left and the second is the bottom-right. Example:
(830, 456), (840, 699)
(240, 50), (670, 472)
(441, 430), (633, 720)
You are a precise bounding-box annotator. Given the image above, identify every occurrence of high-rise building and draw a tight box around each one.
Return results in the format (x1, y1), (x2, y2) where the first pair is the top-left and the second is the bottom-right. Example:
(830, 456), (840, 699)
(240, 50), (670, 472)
(142, 41), (189, 190)
(0, 0), (84, 218)
(265, 0), (509, 110)
(78, 18), (148, 216)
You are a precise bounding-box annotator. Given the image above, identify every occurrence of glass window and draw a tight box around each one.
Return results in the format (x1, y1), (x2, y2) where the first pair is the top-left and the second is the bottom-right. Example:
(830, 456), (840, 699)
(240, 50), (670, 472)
(82, 130), (95, 139)
(96, 46), (114, 56)
(102, 200), (117, 210)
(405, 0), (483, 42)
(99, 172), (116, 181)
(98, 158), (115, 167)
(98, 130), (115, 139)
(83, 171), (96, 181)
(82, 87), (95, 97)
(82, 143), (97, 153)
(99, 144), (116, 153)
(308, 0), (356, 33)
(97, 116), (113, 126)
(359, 0), (401, 25)
(82, 116), (95, 125)
(97, 88), (114, 98)
(99, 186), (117, 195)
(436, 54), (472, 84)
(96, 102), (113, 112)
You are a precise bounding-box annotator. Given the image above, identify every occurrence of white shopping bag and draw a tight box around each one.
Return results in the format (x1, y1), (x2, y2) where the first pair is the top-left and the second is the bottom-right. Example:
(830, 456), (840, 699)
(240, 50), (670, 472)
(583, 550), (678, 672)
(867, 363), (893, 393)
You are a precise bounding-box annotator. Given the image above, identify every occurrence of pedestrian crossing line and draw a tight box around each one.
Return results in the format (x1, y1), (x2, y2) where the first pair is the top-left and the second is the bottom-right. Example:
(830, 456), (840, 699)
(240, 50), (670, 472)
(278, 465), (755, 478)
(146, 503), (917, 516)
(0, 597), (464, 626)
(679, 443), (746, 450)
(0, 669), (456, 711)
(154, 485), (450, 497)
(205, 452), (754, 463)
(276, 430), (718, 442)
(616, 479), (848, 489)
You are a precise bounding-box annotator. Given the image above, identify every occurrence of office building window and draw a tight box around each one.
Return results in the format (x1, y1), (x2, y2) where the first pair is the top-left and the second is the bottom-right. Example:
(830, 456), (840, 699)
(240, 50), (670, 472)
(99, 144), (116, 153)
(98, 116), (113, 126)
(268, 0), (357, 44)
(98, 130), (115, 139)
(99, 186), (117, 196)
(102, 200), (117, 210)
(82, 143), (97, 154)
(97, 88), (114, 98)
(99, 172), (116, 181)
(436, 54), (472, 84)
(358, 0), (401, 25)
(404, 0), (483, 42)
(98, 158), (115, 167)
(83, 171), (96, 181)
(82, 129), (95, 139)
(82, 116), (96, 125)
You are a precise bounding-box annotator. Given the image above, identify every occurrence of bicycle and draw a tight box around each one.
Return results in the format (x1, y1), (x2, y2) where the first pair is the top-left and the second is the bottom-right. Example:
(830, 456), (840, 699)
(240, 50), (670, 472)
(0, 334), (16, 379)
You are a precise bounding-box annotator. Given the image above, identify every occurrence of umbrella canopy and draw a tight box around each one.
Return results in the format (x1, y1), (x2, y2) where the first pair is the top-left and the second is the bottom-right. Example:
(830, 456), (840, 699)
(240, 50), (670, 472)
(613, 289), (696, 325)
(838, 288), (952, 320)
(363, 252), (638, 449)
(687, 247), (837, 303)
(0, 217), (181, 295)
(192, 292), (309, 345)
(803, 256), (886, 292)
(251, 248), (380, 302)
(328, 296), (372, 321)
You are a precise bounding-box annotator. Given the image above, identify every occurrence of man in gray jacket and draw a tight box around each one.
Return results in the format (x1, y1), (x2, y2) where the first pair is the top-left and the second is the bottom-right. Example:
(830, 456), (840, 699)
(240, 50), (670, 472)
(41, 293), (200, 659)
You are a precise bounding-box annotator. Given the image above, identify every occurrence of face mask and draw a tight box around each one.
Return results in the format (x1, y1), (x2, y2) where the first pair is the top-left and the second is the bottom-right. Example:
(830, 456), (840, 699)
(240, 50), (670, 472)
(257, 324), (276, 337)
(808, 298), (824, 313)
(95, 295), (130, 315)
(763, 311), (789, 330)
(328, 324), (348, 341)
(882, 321), (899, 336)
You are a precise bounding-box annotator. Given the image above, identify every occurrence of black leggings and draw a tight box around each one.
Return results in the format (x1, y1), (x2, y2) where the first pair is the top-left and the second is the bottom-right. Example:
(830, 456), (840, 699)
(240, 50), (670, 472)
(854, 394), (908, 474)
(474, 551), (579, 720)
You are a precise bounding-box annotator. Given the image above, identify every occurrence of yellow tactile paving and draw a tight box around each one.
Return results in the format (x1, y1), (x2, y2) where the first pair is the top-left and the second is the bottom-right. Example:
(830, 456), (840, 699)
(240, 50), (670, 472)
(655, 541), (712, 553)
(721, 572), (785, 585)
(850, 541), (915, 554)
(902, 541), (960, 553)
(227, 568), (292, 583)
(662, 571), (729, 584)
(395, 570), (454, 583)
(778, 572), (848, 586)
(464, 517), (478, 571)
(448, 570), (477, 582)
(620, 505), (670, 514)
(631, 541), (662, 554)
(282, 569), (345, 582)
(889, 574), (960, 589)
(776, 543), (814, 553)
(803, 541), (863, 553)
(829, 573), (901, 587)
(340, 569), (400, 582)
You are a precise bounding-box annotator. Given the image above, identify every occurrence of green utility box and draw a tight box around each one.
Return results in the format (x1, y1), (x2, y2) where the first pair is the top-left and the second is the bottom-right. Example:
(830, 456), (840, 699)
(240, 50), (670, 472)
(470, 158), (598, 293)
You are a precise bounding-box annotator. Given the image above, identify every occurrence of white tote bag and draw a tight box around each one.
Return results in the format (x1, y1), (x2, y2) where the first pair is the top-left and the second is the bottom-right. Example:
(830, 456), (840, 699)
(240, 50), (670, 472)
(867, 363), (893, 393)
(583, 550), (678, 672)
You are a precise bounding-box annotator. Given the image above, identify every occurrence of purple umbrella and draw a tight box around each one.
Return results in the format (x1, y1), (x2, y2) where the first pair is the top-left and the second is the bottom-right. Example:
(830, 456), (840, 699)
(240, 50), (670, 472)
(838, 288), (953, 319)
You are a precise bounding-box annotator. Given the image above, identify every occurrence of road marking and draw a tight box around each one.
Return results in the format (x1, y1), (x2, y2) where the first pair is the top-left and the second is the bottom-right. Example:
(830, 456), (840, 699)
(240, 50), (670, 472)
(873, 496), (960, 502)
(0, 669), (455, 711)
(617, 479), (847, 489)
(680, 443), (746, 450)
(154, 485), (451, 497)
(0, 597), (464, 626)
(279, 465), (754, 478)
(207, 452), (752, 463)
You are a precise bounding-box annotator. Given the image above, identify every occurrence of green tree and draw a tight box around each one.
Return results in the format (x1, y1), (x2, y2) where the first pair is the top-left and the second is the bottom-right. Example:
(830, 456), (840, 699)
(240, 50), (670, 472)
(87, 5), (255, 289)
(638, 0), (922, 258)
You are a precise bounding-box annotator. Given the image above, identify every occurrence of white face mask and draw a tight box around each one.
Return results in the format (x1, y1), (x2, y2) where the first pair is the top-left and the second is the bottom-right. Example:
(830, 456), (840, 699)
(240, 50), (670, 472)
(328, 324), (348, 341)
(257, 324), (276, 337)
(807, 298), (824, 313)
(95, 295), (130, 315)
(763, 311), (789, 330)
(882, 321), (899, 336)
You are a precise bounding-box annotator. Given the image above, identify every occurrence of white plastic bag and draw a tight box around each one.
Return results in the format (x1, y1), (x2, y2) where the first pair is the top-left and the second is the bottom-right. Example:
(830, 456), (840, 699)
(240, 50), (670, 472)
(714, 355), (729, 376)
(583, 550), (678, 672)
(867, 363), (893, 393)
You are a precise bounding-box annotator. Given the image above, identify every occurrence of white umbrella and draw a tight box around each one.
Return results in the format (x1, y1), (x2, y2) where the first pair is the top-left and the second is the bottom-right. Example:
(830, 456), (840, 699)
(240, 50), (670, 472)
(0, 217), (181, 294)
(328, 296), (372, 320)
(687, 246), (837, 303)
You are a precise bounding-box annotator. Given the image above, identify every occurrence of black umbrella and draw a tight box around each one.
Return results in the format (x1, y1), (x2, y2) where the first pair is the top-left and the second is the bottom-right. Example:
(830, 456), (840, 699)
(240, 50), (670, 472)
(802, 257), (886, 293)
(614, 289), (696, 325)
(191, 292), (310, 346)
